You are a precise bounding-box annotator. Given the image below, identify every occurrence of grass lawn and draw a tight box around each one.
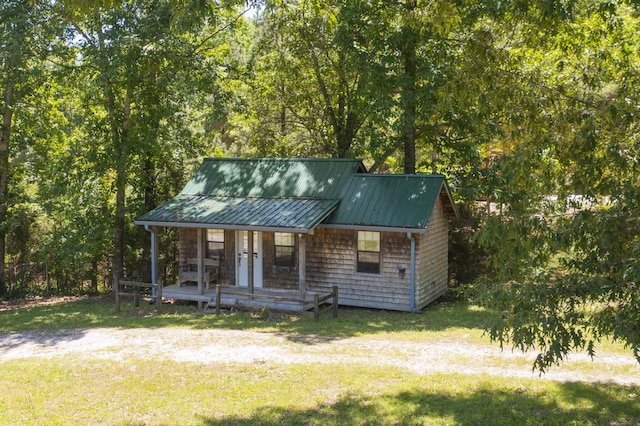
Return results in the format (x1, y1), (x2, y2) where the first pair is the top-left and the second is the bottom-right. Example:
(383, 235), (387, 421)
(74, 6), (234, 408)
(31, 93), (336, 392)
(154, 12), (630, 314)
(1, 296), (639, 425)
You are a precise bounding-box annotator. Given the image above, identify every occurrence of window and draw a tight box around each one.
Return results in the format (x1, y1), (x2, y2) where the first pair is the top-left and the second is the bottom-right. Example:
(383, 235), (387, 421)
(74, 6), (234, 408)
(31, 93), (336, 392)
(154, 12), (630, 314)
(206, 229), (225, 260)
(357, 231), (380, 273)
(274, 232), (295, 267)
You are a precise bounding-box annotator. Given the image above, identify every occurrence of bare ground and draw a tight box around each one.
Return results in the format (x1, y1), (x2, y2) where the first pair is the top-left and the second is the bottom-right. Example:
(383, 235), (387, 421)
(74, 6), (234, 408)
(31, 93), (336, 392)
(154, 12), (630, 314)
(1, 296), (639, 385)
(2, 325), (639, 386)
(0, 295), (86, 312)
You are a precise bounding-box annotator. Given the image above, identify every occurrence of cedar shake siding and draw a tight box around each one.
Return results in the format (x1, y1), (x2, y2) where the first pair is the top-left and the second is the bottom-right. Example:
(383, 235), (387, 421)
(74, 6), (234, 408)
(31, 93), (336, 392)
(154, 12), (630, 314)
(415, 197), (449, 308)
(306, 228), (412, 311)
(178, 228), (235, 285)
(261, 232), (299, 291)
(177, 213), (448, 311)
(179, 229), (299, 290)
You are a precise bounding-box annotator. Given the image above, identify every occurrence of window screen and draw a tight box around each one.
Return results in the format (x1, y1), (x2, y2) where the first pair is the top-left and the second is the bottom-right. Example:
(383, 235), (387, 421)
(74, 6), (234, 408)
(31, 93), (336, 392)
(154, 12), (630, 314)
(206, 229), (224, 260)
(357, 231), (380, 273)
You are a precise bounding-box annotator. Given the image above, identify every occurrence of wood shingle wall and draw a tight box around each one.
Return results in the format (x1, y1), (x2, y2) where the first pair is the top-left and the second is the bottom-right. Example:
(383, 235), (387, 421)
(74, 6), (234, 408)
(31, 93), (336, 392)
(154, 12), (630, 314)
(178, 228), (235, 284)
(261, 232), (299, 291)
(306, 228), (412, 311)
(415, 197), (449, 309)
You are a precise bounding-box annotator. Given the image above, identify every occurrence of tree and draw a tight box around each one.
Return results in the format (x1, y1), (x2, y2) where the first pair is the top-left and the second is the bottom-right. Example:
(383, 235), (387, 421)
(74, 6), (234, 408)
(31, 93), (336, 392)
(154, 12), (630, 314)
(53, 0), (249, 286)
(474, 1), (640, 371)
(0, 1), (61, 295)
(241, 0), (398, 159)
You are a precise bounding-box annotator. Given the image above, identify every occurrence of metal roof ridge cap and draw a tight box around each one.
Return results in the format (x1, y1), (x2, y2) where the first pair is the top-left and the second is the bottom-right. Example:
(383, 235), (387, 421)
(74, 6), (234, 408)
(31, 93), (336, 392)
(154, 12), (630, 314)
(177, 194), (341, 201)
(351, 173), (446, 178)
(201, 157), (364, 162)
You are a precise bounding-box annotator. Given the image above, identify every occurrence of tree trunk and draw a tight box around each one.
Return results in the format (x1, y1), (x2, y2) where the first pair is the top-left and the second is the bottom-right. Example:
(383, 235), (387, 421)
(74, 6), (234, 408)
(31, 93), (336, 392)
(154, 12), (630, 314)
(279, 80), (287, 136)
(97, 17), (131, 287)
(305, 37), (363, 158)
(401, 1), (417, 174)
(0, 79), (14, 295)
(112, 89), (130, 285)
(140, 157), (156, 282)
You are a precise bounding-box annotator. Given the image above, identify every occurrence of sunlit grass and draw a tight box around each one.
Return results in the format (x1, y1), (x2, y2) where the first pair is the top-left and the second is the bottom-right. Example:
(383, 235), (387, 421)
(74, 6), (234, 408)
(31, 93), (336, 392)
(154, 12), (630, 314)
(1, 296), (639, 424)
(0, 295), (498, 336)
(0, 356), (637, 425)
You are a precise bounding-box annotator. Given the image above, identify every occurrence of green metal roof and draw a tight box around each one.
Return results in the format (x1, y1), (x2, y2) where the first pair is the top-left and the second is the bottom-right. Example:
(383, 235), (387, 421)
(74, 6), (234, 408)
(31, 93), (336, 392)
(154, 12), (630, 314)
(325, 174), (450, 231)
(135, 158), (456, 233)
(182, 158), (365, 198)
(135, 195), (339, 232)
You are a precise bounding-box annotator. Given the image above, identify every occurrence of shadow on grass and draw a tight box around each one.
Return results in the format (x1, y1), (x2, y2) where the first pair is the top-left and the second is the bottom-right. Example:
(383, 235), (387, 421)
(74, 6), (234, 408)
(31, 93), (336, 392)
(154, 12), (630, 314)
(0, 295), (498, 343)
(199, 381), (640, 426)
(0, 329), (88, 352)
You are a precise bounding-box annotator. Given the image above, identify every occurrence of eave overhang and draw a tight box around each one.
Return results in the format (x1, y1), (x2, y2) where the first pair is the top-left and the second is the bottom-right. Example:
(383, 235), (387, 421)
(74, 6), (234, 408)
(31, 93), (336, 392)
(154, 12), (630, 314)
(318, 224), (428, 234)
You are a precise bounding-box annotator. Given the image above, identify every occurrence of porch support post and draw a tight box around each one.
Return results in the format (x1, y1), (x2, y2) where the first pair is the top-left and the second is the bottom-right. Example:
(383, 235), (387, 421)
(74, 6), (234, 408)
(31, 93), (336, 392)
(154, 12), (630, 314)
(247, 230), (254, 294)
(197, 228), (204, 296)
(144, 224), (161, 312)
(298, 233), (306, 299)
(150, 226), (161, 312)
(150, 226), (158, 289)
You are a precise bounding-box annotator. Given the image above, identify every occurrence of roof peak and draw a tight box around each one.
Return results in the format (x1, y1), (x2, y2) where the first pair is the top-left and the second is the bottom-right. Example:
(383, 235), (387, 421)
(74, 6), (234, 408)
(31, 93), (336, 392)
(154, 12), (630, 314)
(203, 157), (363, 163)
(352, 173), (445, 178)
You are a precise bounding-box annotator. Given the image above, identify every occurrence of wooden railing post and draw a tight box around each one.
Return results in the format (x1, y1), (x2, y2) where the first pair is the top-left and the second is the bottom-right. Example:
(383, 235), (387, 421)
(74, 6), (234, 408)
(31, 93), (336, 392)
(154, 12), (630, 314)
(216, 284), (221, 315)
(156, 280), (162, 314)
(114, 277), (120, 312)
(134, 283), (140, 307)
(314, 294), (320, 321)
(332, 286), (338, 318)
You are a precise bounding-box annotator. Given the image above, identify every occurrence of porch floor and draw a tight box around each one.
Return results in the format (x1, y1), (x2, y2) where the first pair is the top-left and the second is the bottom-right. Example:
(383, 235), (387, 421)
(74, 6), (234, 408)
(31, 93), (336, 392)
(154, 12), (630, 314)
(162, 283), (320, 312)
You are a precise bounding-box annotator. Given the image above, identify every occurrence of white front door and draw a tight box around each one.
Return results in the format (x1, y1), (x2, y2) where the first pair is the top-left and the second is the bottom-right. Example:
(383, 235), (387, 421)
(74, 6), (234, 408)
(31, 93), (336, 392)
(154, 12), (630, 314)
(236, 231), (263, 288)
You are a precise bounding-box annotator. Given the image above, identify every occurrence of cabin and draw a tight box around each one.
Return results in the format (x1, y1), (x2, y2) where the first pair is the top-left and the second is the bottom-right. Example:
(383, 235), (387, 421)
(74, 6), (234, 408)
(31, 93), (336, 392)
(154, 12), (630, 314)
(134, 158), (457, 312)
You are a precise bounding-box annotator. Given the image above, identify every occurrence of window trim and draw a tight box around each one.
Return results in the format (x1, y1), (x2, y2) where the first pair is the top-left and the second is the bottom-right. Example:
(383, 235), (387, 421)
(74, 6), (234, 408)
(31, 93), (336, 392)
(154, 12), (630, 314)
(356, 231), (381, 274)
(274, 232), (296, 267)
(206, 229), (225, 261)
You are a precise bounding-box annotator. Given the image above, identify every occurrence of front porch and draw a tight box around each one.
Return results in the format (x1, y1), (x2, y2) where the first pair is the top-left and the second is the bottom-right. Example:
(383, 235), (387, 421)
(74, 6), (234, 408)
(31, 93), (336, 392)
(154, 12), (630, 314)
(165, 283), (326, 311)
(117, 280), (338, 318)
(167, 284), (339, 318)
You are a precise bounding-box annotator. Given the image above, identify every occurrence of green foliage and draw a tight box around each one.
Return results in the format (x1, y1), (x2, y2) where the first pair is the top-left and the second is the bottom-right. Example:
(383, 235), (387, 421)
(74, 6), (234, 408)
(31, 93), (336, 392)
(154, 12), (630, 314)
(448, 206), (488, 288)
(473, 1), (640, 371)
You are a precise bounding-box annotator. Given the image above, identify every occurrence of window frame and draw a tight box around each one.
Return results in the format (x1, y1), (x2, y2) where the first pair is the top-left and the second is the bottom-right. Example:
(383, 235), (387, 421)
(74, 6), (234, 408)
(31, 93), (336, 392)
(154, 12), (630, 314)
(274, 232), (296, 267)
(206, 229), (225, 261)
(356, 231), (381, 274)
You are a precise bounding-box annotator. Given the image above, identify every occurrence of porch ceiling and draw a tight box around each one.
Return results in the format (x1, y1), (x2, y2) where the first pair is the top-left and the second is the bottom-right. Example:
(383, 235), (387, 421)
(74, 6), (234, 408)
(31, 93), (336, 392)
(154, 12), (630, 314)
(134, 194), (339, 233)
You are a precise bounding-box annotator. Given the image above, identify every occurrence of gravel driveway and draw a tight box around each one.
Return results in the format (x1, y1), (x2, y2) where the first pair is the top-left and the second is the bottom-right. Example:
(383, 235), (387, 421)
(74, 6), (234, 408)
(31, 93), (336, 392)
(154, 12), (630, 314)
(2, 327), (639, 385)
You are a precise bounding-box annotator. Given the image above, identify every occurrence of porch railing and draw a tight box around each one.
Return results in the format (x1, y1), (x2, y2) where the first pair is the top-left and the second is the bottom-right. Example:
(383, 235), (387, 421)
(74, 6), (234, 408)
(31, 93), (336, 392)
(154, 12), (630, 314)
(114, 279), (162, 313)
(213, 284), (338, 320)
(114, 280), (338, 320)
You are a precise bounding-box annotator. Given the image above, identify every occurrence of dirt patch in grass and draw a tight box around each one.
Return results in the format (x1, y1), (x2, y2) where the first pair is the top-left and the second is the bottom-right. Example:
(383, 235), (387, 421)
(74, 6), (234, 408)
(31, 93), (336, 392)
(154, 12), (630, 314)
(0, 295), (89, 313)
(1, 296), (639, 386)
(2, 326), (640, 386)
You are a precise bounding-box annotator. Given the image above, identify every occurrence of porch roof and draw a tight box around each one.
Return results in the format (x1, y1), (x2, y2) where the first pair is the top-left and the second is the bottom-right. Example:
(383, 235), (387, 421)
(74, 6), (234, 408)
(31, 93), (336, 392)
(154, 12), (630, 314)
(134, 194), (339, 233)
(181, 157), (366, 198)
(135, 158), (363, 232)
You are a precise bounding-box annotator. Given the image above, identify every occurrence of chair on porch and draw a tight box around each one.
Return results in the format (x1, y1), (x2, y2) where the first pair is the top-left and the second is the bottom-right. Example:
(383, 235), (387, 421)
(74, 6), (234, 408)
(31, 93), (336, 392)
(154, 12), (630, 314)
(179, 257), (219, 289)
